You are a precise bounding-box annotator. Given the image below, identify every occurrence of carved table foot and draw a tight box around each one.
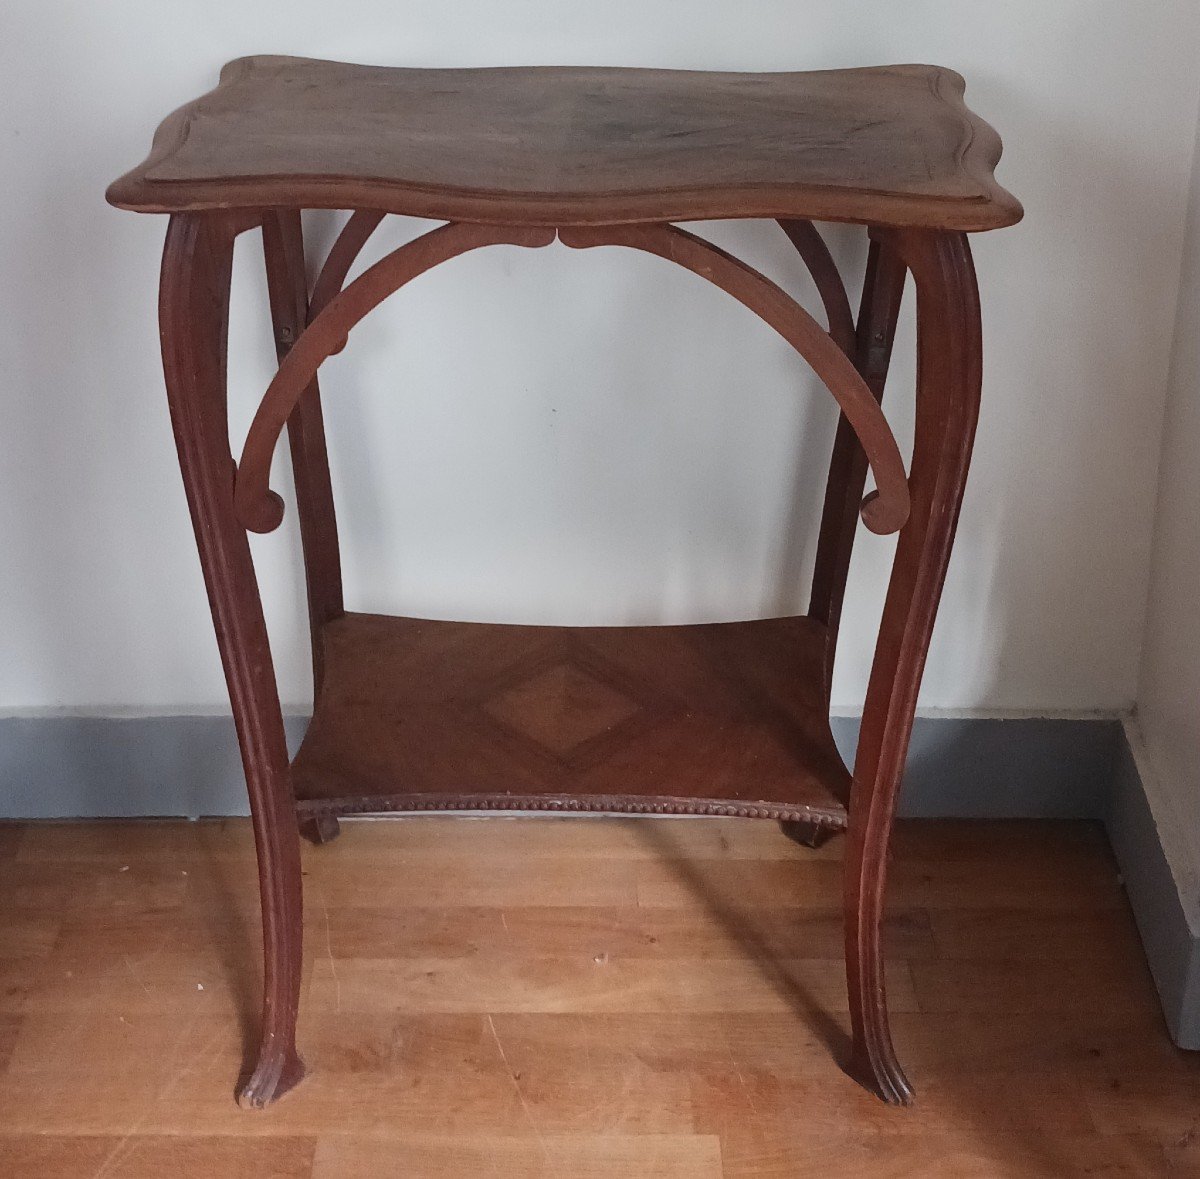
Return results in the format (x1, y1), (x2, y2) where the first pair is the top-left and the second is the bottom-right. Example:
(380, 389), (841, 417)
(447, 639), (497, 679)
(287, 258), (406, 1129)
(236, 1045), (306, 1110)
(847, 1041), (916, 1106)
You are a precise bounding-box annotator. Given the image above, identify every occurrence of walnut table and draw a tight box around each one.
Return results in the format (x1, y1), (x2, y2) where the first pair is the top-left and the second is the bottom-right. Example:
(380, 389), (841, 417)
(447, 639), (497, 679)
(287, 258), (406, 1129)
(108, 56), (1021, 1108)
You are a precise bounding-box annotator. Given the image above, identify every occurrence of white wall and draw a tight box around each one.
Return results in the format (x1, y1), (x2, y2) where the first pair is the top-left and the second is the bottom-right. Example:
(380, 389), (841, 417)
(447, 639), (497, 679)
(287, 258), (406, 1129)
(1135, 94), (1200, 891)
(2, 2), (1199, 713)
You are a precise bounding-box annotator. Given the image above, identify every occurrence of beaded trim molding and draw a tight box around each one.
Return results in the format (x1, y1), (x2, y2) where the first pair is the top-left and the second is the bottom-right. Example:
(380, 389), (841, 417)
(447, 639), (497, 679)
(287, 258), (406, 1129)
(294, 793), (850, 827)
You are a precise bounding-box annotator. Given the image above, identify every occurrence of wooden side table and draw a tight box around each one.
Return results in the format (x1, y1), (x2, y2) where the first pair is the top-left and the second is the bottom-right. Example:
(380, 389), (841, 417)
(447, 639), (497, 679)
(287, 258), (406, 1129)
(107, 57), (1021, 1109)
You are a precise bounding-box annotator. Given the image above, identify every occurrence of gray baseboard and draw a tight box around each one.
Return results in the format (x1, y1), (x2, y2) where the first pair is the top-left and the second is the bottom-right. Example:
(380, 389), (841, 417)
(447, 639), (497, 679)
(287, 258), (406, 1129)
(0, 712), (1120, 821)
(0, 714), (309, 820)
(1, 709), (1191, 1049)
(834, 715), (1122, 820)
(1107, 725), (1200, 1049)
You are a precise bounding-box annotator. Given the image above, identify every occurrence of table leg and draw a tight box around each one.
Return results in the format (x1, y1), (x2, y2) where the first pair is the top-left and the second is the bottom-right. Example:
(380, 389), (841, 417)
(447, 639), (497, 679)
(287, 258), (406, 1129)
(261, 210), (345, 691)
(160, 212), (306, 1108)
(261, 210), (344, 846)
(773, 226), (906, 850)
(808, 236), (907, 684)
(843, 229), (981, 1104)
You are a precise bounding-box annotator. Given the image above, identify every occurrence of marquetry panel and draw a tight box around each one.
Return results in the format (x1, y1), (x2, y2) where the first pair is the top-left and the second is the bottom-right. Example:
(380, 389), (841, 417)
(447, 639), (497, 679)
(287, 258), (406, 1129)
(291, 613), (850, 823)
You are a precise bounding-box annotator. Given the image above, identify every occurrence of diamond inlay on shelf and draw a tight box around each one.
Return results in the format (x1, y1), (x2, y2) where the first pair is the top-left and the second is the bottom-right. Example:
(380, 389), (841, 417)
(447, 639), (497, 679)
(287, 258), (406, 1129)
(481, 658), (644, 758)
(291, 612), (851, 823)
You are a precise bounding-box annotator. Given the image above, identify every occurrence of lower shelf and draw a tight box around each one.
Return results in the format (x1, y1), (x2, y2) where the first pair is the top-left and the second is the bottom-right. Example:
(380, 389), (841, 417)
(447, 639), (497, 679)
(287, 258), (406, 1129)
(291, 612), (850, 825)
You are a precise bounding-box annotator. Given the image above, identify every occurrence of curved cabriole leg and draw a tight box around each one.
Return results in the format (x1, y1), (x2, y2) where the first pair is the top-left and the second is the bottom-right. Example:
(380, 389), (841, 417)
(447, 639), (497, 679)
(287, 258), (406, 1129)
(160, 212), (306, 1108)
(843, 228), (982, 1105)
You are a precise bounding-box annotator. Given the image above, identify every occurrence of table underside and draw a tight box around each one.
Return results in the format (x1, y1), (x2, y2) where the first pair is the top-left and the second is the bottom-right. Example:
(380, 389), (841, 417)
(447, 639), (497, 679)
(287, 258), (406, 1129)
(291, 612), (851, 828)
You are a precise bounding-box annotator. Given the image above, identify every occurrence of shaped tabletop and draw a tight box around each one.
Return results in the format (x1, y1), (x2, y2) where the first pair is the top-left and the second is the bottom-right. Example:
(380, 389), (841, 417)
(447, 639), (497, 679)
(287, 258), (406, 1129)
(107, 56), (1021, 231)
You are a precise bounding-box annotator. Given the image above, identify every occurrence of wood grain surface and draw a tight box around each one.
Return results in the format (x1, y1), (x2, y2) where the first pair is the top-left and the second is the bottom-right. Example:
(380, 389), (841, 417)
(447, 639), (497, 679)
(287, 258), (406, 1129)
(291, 613), (851, 823)
(0, 817), (1195, 1177)
(106, 57), (1022, 231)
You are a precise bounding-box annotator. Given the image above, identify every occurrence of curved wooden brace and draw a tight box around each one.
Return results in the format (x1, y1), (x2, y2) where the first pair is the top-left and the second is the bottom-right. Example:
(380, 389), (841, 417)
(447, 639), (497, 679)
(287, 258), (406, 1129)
(309, 210), (386, 355)
(235, 221), (555, 533)
(559, 224), (910, 536)
(777, 219), (856, 356)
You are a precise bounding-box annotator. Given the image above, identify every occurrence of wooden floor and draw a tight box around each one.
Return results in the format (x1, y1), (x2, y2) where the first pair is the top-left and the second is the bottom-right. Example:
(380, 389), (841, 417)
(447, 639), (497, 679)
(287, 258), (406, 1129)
(0, 817), (1197, 1177)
